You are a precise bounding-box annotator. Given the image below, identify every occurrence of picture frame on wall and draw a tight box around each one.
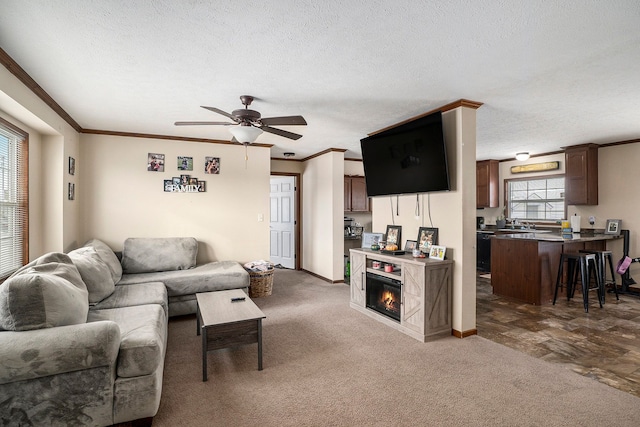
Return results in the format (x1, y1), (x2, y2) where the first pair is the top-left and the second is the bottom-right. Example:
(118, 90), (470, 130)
(429, 245), (446, 260)
(147, 153), (165, 172)
(385, 225), (402, 246)
(205, 157), (220, 174)
(68, 157), (75, 175)
(417, 227), (438, 253)
(177, 156), (193, 171)
(605, 219), (622, 235)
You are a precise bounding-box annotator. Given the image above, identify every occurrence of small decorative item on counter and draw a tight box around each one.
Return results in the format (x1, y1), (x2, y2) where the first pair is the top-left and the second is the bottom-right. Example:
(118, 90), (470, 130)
(371, 243), (380, 251)
(412, 248), (422, 257)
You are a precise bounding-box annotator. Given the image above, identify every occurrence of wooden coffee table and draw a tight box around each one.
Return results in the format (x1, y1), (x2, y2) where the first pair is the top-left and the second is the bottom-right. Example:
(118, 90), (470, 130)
(196, 289), (266, 381)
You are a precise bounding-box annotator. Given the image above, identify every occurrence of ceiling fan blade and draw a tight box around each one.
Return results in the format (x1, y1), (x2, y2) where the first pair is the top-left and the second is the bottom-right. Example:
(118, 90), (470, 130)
(261, 125), (303, 140)
(174, 121), (235, 126)
(260, 115), (307, 126)
(200, 106), (240, 122)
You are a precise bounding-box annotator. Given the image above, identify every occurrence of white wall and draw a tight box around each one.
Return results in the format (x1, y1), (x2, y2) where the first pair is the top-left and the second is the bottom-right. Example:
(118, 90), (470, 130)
(79, 134), (271, 264)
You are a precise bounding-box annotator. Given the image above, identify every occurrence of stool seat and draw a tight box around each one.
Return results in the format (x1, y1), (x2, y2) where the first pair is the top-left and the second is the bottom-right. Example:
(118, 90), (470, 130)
(579, 249), (620, 301)
(553, 252), (603, 312)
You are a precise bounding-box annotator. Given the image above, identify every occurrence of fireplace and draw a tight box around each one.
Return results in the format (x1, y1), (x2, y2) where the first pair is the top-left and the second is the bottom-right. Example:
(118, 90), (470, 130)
(366, 272), (401, 322)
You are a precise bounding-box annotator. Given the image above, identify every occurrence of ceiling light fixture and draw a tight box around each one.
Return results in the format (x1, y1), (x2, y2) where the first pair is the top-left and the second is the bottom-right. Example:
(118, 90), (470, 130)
(515, 152), (530, 161)
(228, 124), (263, 144)
(283, 152), (295, 158)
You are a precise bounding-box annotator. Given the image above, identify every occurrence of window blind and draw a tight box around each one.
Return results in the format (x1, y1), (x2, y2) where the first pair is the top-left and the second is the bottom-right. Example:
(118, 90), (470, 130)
(0, 119), (28, 280)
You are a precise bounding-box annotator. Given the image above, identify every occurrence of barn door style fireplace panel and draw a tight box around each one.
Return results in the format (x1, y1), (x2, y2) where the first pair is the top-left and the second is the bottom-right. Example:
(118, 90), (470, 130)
(366, 272), (401, 322)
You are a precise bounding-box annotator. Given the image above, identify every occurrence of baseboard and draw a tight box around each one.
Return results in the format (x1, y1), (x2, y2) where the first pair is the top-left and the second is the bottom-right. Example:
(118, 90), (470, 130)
(452, 328), (478, 338)
(300, 268), (336, 283)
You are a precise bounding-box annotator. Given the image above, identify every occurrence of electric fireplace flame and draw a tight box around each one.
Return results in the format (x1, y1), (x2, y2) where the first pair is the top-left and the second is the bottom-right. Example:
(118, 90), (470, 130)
(381, 290), (399, 312)
(366, 272), (401, 322)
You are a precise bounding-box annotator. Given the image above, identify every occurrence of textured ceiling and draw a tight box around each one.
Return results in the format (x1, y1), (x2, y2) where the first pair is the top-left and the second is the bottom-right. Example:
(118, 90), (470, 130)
(1, 0), (639, 160)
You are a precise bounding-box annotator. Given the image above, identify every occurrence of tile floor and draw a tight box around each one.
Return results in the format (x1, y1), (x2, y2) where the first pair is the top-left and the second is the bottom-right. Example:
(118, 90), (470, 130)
(476, 273), (640, 398)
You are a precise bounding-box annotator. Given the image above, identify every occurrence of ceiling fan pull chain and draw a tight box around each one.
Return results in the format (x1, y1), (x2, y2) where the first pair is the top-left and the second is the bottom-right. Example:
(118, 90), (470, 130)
(245, 142), (249, 169)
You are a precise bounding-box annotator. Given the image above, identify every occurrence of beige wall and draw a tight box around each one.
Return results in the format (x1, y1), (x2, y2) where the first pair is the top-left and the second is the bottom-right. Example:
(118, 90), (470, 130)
(301, 151), (345, 280)
(0, 65), (80, 257)
(371, 105), (478, 334)
(570, 144), (640, 278)
(79, 134), (271, 263)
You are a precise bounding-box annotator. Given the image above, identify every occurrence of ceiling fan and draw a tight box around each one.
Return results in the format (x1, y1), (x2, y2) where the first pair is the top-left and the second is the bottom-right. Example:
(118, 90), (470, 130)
(174, 95), (307, 144)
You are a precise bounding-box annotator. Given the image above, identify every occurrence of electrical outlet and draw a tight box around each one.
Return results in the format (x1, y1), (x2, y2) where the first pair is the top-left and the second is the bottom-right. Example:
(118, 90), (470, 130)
(589, 216), (596, 225)
(258, 214), (264, 222)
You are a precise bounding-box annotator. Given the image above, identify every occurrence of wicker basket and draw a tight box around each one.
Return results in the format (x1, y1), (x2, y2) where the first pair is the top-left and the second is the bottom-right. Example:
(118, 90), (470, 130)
(247, 268), (275, 298)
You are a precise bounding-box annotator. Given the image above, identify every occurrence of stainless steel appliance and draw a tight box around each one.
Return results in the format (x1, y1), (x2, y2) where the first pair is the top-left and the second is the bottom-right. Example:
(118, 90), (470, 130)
(344, 217), (354, 236)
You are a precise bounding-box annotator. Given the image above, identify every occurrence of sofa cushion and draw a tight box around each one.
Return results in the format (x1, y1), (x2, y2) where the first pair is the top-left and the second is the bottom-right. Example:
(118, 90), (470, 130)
(91, 282), (168, 318)
(88, 304), (166, 378)
(0, 253), (89, 331)
(118, 260), (249, 297)
(121, 237), (198, 274)
(84, 238), (123, 284)
(68, 246), (116, 303)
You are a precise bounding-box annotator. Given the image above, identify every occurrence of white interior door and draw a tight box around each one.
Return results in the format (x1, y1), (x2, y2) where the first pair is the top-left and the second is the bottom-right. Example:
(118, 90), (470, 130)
(270, 176), (296, 269)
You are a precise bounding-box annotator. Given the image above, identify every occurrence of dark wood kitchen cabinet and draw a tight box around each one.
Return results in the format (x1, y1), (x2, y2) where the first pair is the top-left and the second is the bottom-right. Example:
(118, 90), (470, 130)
(565, 144), (598, 205)
(476, 160), (499, 208)
(344, 176), (370, 212)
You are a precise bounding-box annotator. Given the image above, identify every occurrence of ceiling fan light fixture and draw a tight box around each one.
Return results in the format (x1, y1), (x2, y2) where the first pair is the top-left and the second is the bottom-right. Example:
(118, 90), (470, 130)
(515, 152), (530, 161)
(283, 152), (295, 158)
(229, 124), (263, 144)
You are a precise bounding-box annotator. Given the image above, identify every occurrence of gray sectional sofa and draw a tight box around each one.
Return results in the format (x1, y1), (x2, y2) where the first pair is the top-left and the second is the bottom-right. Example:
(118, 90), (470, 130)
(0, 237), (249, 426)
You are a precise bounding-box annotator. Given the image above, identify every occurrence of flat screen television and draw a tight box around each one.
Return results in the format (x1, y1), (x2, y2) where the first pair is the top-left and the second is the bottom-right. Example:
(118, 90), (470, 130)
(360, 111), (450, 197)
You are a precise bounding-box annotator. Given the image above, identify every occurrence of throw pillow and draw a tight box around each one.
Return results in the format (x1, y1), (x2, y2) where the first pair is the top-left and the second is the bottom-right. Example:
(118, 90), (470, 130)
(68, 246), (116, 303)
(83, 238), (123, 284)
(121, 237), (198, 274)
(0, 252), (89, 331)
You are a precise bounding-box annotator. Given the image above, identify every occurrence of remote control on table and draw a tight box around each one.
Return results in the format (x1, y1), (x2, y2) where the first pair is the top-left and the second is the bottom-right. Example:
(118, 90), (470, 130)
(231, 297), (246, 302)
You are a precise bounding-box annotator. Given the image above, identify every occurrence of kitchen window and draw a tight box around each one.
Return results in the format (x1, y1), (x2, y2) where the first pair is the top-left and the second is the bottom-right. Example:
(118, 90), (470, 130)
(0, 118), (28, 280)
(506, 175), (565, 221)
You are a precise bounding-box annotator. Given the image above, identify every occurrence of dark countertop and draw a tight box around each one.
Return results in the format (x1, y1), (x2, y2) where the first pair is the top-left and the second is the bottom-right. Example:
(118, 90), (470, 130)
(492, 232), (621, 242)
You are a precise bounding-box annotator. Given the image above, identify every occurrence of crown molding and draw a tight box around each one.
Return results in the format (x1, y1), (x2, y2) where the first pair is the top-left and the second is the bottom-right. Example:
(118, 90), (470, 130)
(0, 47), (82, 132)
(369, 98), (483, 136)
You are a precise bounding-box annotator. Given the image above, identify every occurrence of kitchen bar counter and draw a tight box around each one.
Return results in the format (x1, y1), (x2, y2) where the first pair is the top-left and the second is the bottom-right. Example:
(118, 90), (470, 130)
(490, 232), (621, 305)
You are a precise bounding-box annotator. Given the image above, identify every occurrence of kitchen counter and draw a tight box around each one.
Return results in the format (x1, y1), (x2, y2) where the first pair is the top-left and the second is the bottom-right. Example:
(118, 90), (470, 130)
(493, 232), (619, 242)
(490, 232), (621, 305)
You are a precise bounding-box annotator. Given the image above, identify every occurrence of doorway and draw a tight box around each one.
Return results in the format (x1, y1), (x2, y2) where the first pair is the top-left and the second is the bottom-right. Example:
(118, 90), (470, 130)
(270, 174), (300, 269)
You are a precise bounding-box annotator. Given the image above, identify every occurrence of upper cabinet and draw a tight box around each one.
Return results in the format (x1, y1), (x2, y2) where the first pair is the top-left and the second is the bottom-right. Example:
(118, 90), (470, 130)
(345, 176), (370, 212)
(476, 160), (499, 208)
(565, 144), (598, 205)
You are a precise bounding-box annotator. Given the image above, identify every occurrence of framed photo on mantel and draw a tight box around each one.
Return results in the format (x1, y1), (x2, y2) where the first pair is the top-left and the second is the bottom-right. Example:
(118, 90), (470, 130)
(385, 225), (402, 247)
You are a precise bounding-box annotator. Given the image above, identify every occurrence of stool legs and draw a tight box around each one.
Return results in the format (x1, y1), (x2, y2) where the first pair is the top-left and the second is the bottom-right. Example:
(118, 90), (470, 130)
(604, 253), (620, 301)
(553, 253), (602, 312)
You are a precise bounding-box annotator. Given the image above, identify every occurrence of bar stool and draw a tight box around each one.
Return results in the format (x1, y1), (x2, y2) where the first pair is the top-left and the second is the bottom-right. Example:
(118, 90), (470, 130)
(579, 249), (620, 301)
(553, 252), (603, 312)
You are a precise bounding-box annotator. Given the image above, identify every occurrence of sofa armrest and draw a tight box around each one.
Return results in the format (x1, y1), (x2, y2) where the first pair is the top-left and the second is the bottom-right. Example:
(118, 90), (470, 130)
(0, 320), (120, 384)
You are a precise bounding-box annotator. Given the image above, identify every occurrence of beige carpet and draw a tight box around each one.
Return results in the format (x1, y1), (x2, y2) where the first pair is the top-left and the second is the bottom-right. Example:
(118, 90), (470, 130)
(154, 270), (640, 426)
